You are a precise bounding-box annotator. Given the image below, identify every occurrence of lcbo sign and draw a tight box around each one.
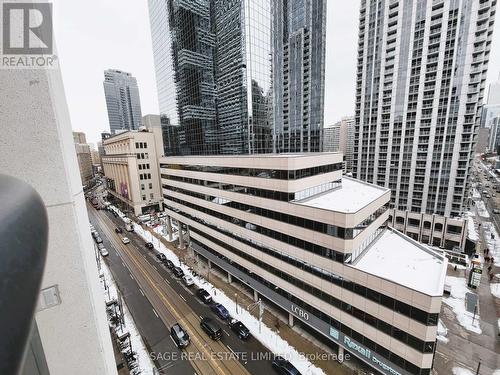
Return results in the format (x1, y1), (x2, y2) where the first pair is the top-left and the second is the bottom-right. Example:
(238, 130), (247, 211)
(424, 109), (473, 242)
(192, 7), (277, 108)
(290, 304), (310, 321)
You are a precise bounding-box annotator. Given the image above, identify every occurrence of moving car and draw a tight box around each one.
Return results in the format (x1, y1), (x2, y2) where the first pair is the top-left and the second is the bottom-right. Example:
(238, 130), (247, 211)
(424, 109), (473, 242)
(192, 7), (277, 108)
(211, 303), (230, 320)
(183, 275), (194, 286)
(145, 242), (154, 249)
(100, 248), (109, 257)
(121, 237), (130, 244)
(156, 253), (166, 262)
(197, 288), (212, 304)
(200, 317), (222, 340)
(172, 266), (184, 278)
(229, 319), (250, 340)
(272, 356), (301, 375)
(115, 227), (123, 233)
(170, 323), (190, 348)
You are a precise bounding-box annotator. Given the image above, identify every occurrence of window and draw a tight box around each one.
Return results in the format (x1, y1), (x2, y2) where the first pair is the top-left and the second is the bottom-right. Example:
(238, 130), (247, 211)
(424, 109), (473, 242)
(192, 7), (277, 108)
(149, 183), (153, 189)
(135, 142), (139, 148)
(150, 193), (154, 199)
(141, 184), (145, 190)
(139, 164), (142, 170)
(142, 195), (146, 201)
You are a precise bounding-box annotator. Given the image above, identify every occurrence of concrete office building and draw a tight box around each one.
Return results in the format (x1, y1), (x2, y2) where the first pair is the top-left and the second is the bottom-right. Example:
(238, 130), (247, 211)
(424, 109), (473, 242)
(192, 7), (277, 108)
(159, 153), (446, 375)
(142, 114), (166, 158)
(1, 44), (116, 373)
(272, 0), (327, 153)
(488, 116), (500, 153)
(487, 72), (500, 104)
(388, 209), (467, 251)
(72, 131), (87, 144)
(102, 129), (163, 216)
(103, 69), (143, 134)
(475, 127), (490, 153)
(74, 143), (94, 186)
(323, 117), (355, 173)
(353, 0), (497, 217)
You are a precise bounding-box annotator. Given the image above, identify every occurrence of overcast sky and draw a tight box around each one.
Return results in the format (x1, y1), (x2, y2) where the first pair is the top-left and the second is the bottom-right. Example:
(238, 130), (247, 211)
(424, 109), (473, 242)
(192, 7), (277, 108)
(53, 0), (500, 145)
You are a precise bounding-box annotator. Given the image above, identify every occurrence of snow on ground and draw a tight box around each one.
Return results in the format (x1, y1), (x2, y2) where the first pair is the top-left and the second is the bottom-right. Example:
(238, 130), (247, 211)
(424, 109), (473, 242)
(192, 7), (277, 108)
(100, 258), (155, 375)
(475, 200), (490, 218)
(127, 217), (326, 375)
(436, 319), (449, 344)
(452, 367), (474, 375)
(472, 188), (481, 199)
(490, 284), (500, 298)
(443, 276), (482, 334)
(467, 213), (479, 242)
(483, 222), (500, 266)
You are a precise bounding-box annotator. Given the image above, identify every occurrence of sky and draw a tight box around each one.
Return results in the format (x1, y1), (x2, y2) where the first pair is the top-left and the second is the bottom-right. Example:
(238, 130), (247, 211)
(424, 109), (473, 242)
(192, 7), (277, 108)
(53, 1), (500, 145)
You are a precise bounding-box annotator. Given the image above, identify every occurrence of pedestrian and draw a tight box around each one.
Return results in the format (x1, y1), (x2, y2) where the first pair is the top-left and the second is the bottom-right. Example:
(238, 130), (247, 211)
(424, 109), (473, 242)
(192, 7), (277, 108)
(454, 265), (457, 271)
(490, 273), (494, 281)
(491, 257), (495, 264)
(488, 265), (492, 272)
(275, 318), (280, 331)
(485, 256), (490, 262)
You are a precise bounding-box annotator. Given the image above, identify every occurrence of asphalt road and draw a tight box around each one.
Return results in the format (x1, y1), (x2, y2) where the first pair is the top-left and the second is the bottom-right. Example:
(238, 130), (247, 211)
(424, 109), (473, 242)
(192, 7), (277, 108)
(89, 205), (276, 375)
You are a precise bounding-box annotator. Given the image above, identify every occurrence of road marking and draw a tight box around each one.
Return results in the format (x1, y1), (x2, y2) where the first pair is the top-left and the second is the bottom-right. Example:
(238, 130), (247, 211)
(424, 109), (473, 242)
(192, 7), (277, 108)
(122, 261), (126, 268)
(153, 265), (158, 271)
(152, 308), (159, 318)
(180, 295), (187, 302)
(227, 345), (236, 356)
(130, 273), (134, 280)
(223, 329), (230, 337)
(164, 278), (170, 285)
(169, 336), (177, 347)
(139, 288), (145, 296)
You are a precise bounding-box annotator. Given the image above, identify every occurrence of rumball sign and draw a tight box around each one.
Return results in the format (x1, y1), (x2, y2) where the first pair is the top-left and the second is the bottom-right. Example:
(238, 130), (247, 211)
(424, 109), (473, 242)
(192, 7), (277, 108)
(329, 327), (404, 375)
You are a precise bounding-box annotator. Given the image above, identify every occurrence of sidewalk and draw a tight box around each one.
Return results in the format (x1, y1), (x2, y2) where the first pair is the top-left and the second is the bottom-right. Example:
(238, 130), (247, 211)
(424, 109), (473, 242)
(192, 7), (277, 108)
(143, 225), (370, 375)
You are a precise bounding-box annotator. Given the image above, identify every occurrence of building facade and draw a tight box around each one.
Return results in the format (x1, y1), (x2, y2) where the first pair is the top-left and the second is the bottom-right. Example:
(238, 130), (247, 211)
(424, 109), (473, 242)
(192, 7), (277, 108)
(102, 130), (163, 216)
(159, 154), (446, 375)
(103, 69), (143, 134)
(74, 143), (94, 186)
(323, 116), (355, 172)
(72, 131), (87, 144)
(272, 0), (327, 153)
(388, 209), (467, 251)
(488, 116), (500, 153)
(353, 0), (497, 217)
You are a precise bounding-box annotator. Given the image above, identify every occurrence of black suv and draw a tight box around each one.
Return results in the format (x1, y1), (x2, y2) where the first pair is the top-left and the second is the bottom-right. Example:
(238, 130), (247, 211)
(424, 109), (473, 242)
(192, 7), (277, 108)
(229, 319), (250, 340)
(163, 259), (174, 269)
(197, 288), (212, 304)
(200, 317), (222, 340)
(115, 227), (123, 233)
(172, 266), (184, 278)
(272, 356), (301, 375)
(170, 323), (190, 349)
(156, 253), (166, 262)
(145, 242), (154, 249)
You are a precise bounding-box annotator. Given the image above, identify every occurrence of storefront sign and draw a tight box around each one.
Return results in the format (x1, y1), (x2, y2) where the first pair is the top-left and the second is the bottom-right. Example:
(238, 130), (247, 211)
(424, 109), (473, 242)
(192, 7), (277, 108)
(291, 304), (310, 321)
(469, 266), (482, 288)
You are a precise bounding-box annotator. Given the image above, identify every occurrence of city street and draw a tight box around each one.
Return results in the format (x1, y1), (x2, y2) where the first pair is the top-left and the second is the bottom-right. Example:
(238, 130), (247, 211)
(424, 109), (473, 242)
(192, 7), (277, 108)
(88, 204), (276, 375)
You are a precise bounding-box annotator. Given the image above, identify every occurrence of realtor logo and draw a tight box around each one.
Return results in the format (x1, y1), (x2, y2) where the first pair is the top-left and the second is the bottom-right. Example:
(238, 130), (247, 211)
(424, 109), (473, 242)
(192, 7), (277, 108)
(1, 1), (57, 68)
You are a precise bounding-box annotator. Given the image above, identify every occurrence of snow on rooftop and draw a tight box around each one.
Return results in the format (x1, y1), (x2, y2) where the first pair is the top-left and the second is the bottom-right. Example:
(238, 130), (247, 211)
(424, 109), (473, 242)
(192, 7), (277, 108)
(353, 229), (446, 296)
(296, 177), (389, 213)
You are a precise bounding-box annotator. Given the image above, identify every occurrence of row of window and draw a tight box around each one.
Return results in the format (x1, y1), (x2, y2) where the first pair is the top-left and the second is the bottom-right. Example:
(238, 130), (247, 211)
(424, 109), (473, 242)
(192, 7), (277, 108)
(141, 183), (153, 190)
(187, 234), (432, 375)
(139, 173), (151, 180)
(164, 196), (438, 326)
(162, 182), (387, 239)
(135, 142), (148, 149)
(137, 153), (149, 160)
(138, 163), (150, 170)
(160, 162), (342, 180)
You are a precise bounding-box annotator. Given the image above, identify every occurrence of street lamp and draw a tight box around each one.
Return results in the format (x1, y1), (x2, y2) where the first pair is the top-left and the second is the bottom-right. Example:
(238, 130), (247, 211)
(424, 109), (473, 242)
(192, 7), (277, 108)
(235, 293), (238, 314)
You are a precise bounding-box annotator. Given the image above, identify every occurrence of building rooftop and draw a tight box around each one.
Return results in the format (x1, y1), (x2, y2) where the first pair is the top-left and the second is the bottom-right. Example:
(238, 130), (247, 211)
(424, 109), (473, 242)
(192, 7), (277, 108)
(352, 229), (447, 296)
(296, 177), (389, 213)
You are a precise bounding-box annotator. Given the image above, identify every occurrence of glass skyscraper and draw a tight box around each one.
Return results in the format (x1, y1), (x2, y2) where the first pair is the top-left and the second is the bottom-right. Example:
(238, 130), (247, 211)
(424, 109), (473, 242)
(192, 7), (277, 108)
(103, 69), (143, 134)
(148, 0), (326, 156)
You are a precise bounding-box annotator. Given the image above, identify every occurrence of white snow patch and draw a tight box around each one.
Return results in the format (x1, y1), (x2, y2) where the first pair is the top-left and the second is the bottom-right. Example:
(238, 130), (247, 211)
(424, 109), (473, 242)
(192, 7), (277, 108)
(127, 216), (326, 375)
(436, 319), (449, 344)
(452, 367), (475, 375)
(476, 200), (490, 218)
(472, 188), (481, 199)
(483, 222), (500, 266)
(467, 213), (479, 242)
(490, 284), (500, 298)
(443, 276), (482, 334)
(99, 258), (155, 375)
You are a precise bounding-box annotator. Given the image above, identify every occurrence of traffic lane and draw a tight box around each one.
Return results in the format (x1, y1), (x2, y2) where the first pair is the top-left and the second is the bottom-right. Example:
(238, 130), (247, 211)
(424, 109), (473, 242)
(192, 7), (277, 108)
(88, 209), (193, 375)
(104, 210), (276, 374)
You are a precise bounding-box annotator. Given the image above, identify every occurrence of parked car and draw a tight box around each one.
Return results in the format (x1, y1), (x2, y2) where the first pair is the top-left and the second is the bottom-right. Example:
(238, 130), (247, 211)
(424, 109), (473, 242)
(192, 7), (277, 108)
(272, 356), (301, 375)
(200, 317), (222, 340)
(95, 236), (103, 244)
(100, 248), (109, 257)
(163, 259), (174, 269)
(91, 230), (98, 238)
(229, 319), (250, 340)
(493, 209), (500, 214)
(121, 237), (130, 244)
(211, 303), (230, 320)
(170, 323), (190, 348)
(197, 288), (212, 304)
(145, 242), (154, 249)
(97, 243), (104, 250)
(172, 266), (184, 278)
(156, 253), (166, 262)
(115, 227), (123, 233)
(183, 275), (194, 286)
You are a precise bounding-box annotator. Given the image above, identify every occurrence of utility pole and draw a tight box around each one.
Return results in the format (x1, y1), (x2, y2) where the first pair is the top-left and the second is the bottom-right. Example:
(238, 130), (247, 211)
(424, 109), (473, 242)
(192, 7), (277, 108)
(476, 361), (481, 375)
(247, 298), (264, 333)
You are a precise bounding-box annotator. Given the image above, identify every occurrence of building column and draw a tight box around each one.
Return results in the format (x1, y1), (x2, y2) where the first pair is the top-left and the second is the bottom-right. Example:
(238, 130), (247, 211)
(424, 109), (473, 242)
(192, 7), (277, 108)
(337, 346), (344, 363)
(253, 289), (258, 302)
(178, 222), (185, 250)
(207, 259), (212, 270)
(288, 313), (294, 327)
(227, 272), (232, 283)
(165, 215), (173, 241)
